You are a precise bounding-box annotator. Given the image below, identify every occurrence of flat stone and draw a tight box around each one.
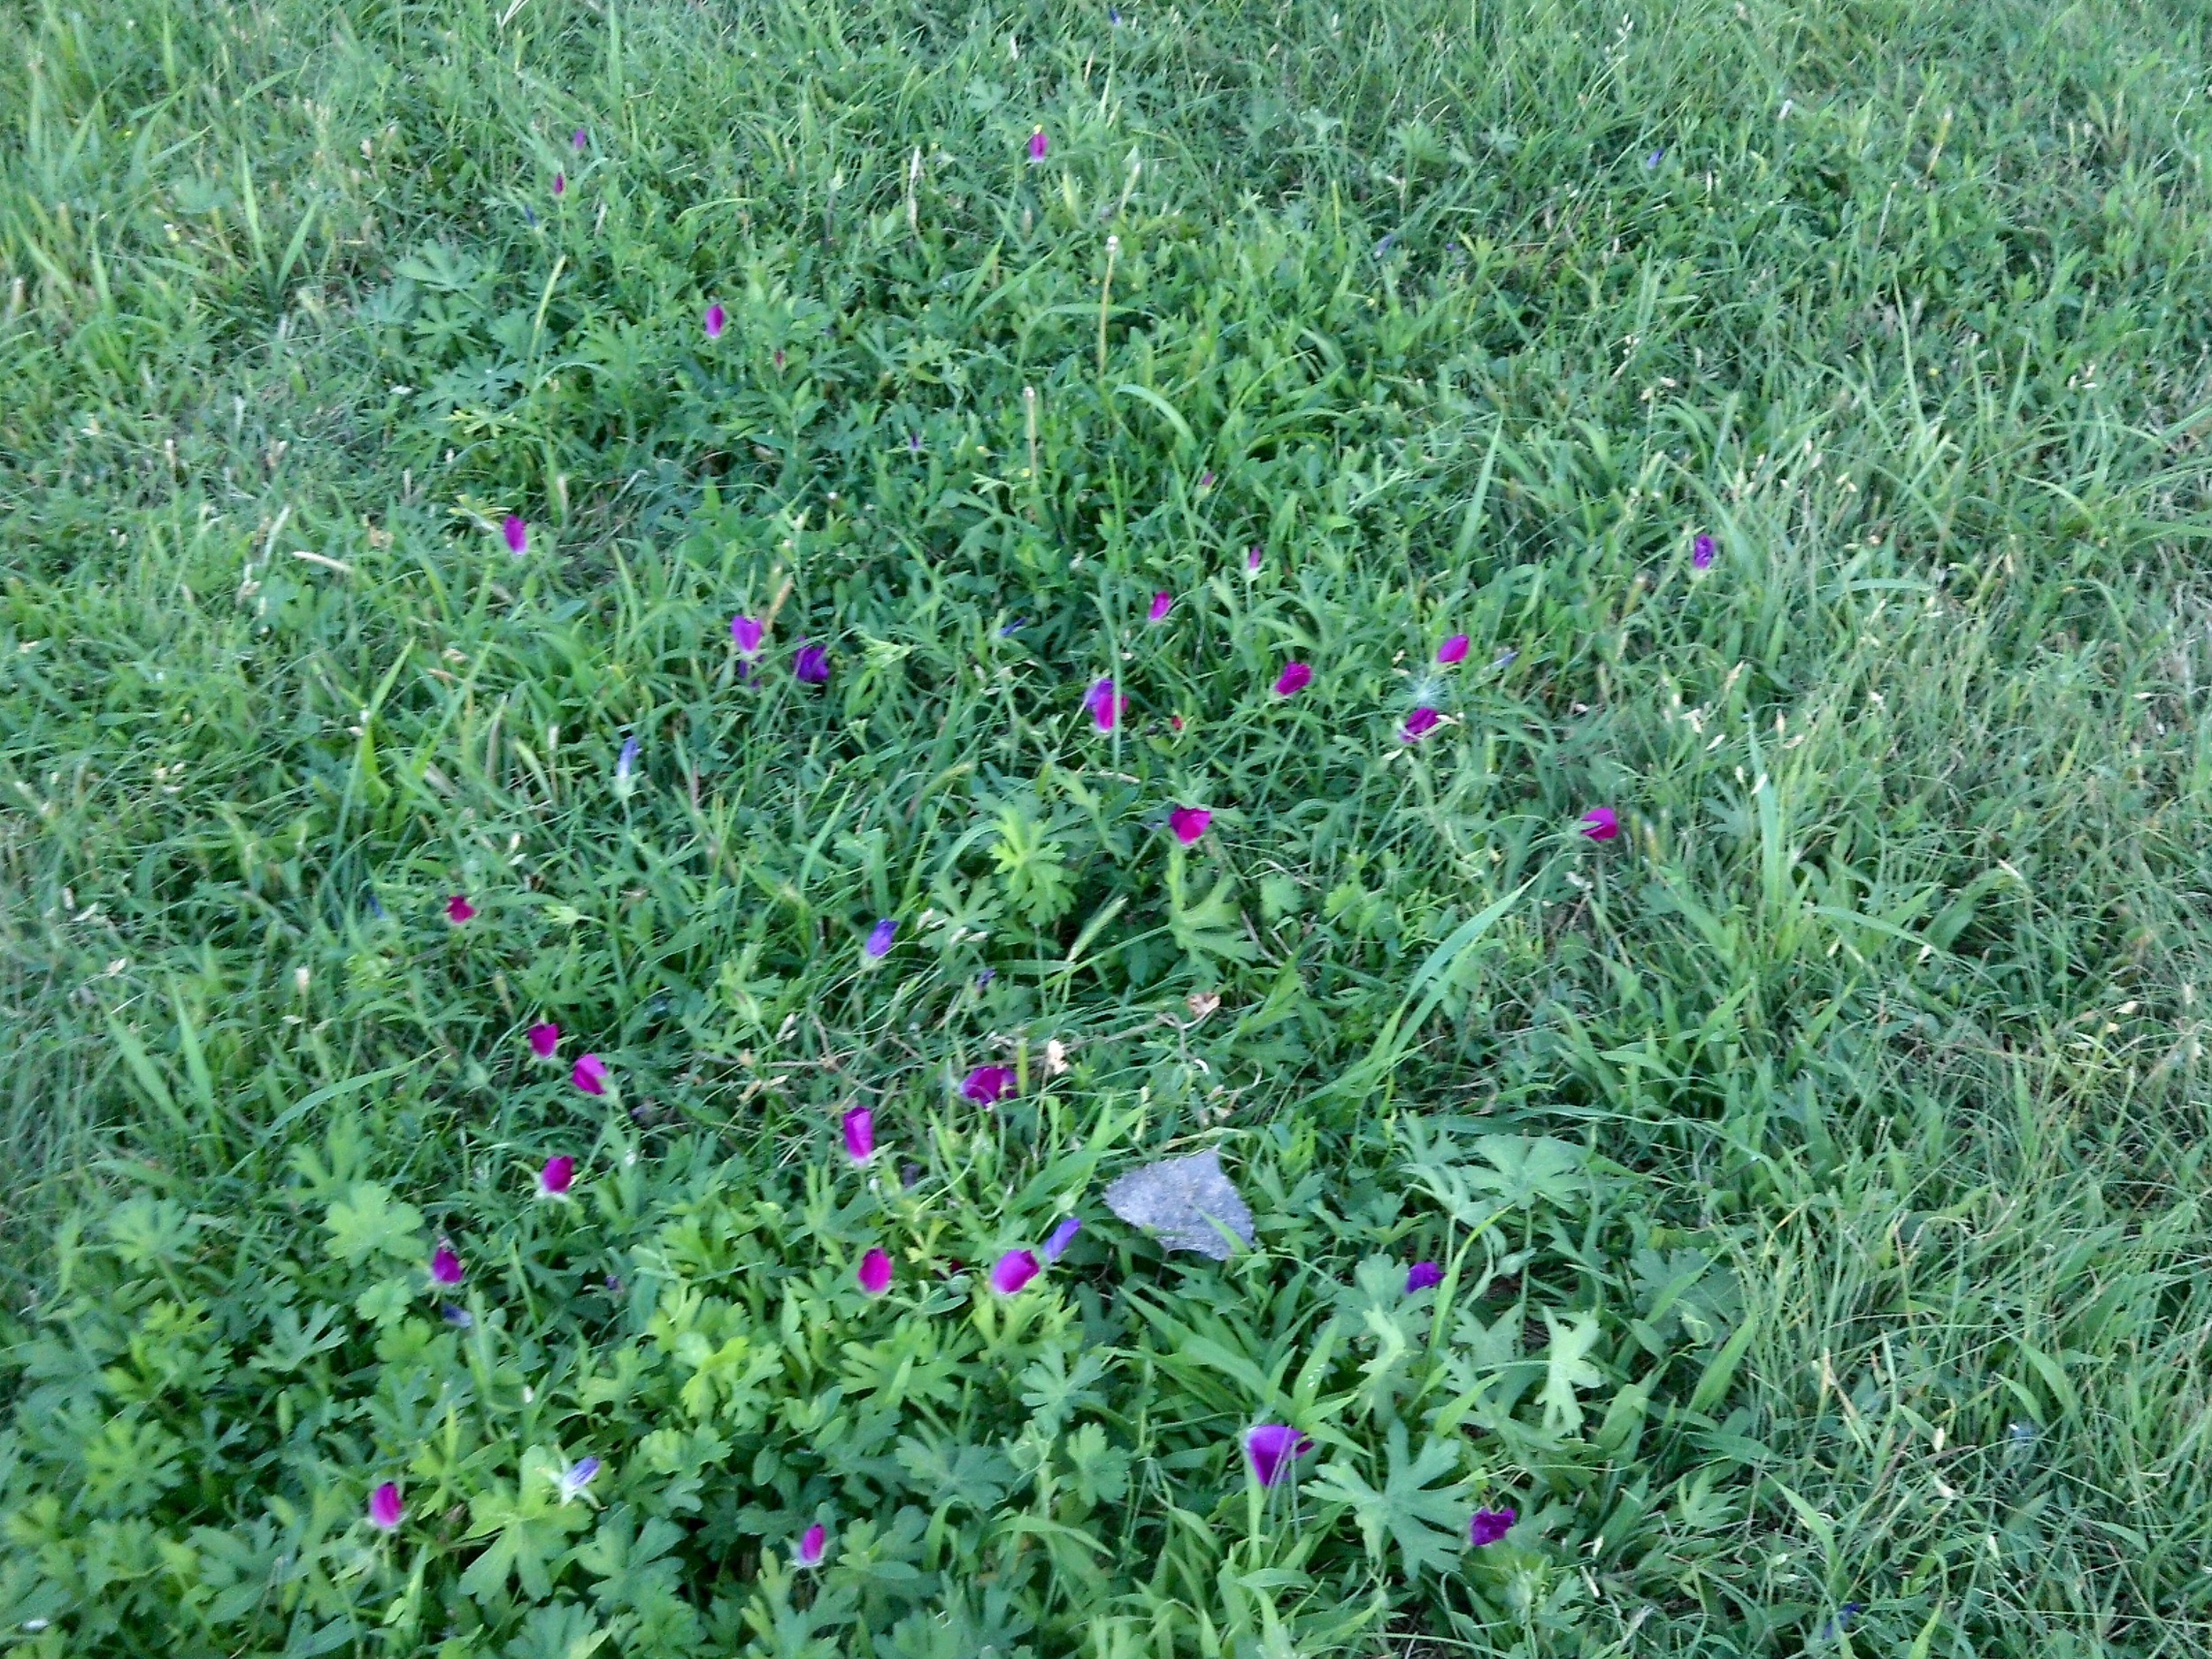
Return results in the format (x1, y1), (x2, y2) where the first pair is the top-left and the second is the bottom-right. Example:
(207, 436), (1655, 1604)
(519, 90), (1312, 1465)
(1102, 1148), (1254, 1261)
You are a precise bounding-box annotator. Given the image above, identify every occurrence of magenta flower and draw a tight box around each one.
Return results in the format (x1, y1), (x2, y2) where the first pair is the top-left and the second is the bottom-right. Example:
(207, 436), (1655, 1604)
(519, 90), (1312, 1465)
(572, 1053), (609, 1095)
(553, 171), (566, 196)
(1245, 544), (1261, 572)
(794, 644), (831, 684)
(857, 1248), (893, 1295)
(1580, 806), (1620, 841)
(446, 895), (476, 925)
(1243, 1425), (1312, 1488)
(1200, 471), (1217, 491)
(843, 1105), (875, 1164)
(1693, 533), (1717, 570)
(704, 302), (726, 341)
(1470, 1506), (1517, 1548)
(991, 1248), (1041, 1294)
(1401, 707), (1441, 742)
(431, 1243), (464, 1288)
(795, 1522), (829, 1568)
(1273, 662), (1311, 697)
(1042, 1216), (1082, 1262)
(864, 917), (897, 959)
(572, 127), (588, 150)
(503, 515), (528, 556)
(1085, 677), (1122, 732)
(1169, 806), (1211, 845)
(1027, 127), (1048, 163)
(962, 1065), (1017, 1104)
(527, 1022), (560, 1059)
(1437, 634), (1471, 666)
(557, 1456), (600, 1503)
(1148, 591), (1173, 623)
(538, 1156), (576, 1199)
(731, 615), (764, 655)
(1405, 1261), (1443, 1294)
(367, 1481), (403, 1531)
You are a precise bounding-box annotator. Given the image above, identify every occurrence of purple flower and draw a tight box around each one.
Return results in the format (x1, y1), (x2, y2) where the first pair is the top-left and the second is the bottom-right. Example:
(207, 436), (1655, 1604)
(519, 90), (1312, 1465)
(1243, 1425), (1312, 1488)
(1042, 1216), (1082, 1262)
(431, 1243), (464, 1288)
(864, 917), (897, 959)
(1169, 806), (1211, 845)
(843, 1105), (875, 1164)
(731, 614), (763, 655)
(795, 1522), (829, 1568)
(1085, 677), (1122, 732)
(1028, 127), (1048, 163)
(446, 895), (477, 924)
(557, 1456), (600, 1503)
(1109, 4), (1122, 20)
(991, 1248), (1041, 1294)
(1199, 471), (1216, 491)
(1148, 590), (1173, 623)
(962, 1065), (1017, 1104)
(572, 1053), (609, 1095)
(1245, 544), (1261, 571)
(1405, 1260), (1443, 1294)
(552, 171), (566, 196)
(526, 1021), (559, 1059)
(1580, 806), (1619, 841)
(572, 127), (588, 151)
(1469, 1506), (1516, 1548)
(794, 644), (831, 684)
(909, 433), (924, 455)
(704, 302), (726, 340)
(1273, 662), (1311, 697)
(1693, 533), (1717, 570)
(1437, 634), (1471, 666)
(1401, 707), (1441, 742)
(503, 515), (528, 556)
(539, 1155), (576, 1198)
(368, 1481), (403, 1531)
(857, 1248), (893, 1295)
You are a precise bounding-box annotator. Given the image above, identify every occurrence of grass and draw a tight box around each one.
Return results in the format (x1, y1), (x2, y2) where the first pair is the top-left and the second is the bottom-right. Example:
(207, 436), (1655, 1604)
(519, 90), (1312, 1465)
(4, 0), (2212, 1649)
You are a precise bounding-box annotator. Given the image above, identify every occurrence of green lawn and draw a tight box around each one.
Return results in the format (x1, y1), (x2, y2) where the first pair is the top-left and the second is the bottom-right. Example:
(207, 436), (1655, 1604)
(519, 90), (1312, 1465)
(4, 0), (2211, 1651)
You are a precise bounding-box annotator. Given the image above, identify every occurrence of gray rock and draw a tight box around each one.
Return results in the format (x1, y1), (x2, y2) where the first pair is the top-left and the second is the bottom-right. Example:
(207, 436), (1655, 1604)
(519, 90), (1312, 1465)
(1102, 1148), (1254, 1261)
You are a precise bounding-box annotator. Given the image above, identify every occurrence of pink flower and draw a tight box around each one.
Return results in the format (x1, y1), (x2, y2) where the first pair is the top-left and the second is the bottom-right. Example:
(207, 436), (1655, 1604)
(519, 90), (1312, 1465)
(1273, 662), (1311, 697)
(367, 1481), (403, 1531)
(843, 1105), (874, 1164)
(1169, 806), (1211, 845)
(990, 1249), (1041, 1294)
(526, 1022), (560, 1059)
(857, 1248), (893, 1295)
(1028, 127), (1048, 163)
(1404, 1261), (1442, 1293)
(1085, 678), (1122, 732)
(1580, 807), (1619, 841)
(962, 1065), (1017, 1104)
(1242, 1425), (1312, 1487)
(704, 303), (726, 340)
(446, 895), (476, 924)
(1470, 1507), (1516, 1547)
(1437, 634), (1471, 665)
(538, 1156), (576, 1199)
(795, 1522), (829, 1568)
(503, 515), (528, 556)
(431, 1243), (464, 1287)
(1401, 707), (1441, 742)
(1148, 591), (1173, 623)
(572, 1053), (609, 1095)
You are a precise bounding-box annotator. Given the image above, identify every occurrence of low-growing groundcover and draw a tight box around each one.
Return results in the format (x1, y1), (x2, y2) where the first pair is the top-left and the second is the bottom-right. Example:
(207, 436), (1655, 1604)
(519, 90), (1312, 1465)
(6, 0), (2212, 1652)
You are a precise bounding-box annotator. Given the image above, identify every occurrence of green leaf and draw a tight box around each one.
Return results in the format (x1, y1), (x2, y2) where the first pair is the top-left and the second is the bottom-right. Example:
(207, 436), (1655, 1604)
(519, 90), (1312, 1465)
(323, 1182), (424, 1264)
(1309, 1420), (1469, 1578)
(1538, 1310), (1607, 1436)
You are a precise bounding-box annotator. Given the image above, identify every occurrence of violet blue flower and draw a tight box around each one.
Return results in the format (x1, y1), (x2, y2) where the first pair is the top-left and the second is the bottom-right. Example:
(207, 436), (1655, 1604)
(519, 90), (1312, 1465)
(526, 1022), (559, 1059)
(615, 734), (640, 792)
(1273, 662), (1311, 697)
(795, 1522), (829, 1568)
(991, 1249), (1041, 1294)
(572, 1053), (609, 1095)
(368, 1481), (403, 1531)
(704, 302), (726, 340)
(503, 515), (528, 556)
(1169, 806), (1211, 845)
(1437, 634), (1471, 665)
(1405, 1260), (1443, 1294)
(446, 895), (476, 924)
(1580, 806), (1619, 841)
(1693, 533), (1717, 570)
(857, 1248), (893, 1295)
(864, 917), (897, 959)
(1469, 1506), (1516, 1547)
(441, 1302), (472, 1328)
(1042, 1216), (1082, 1262)
(1402, 707), (1441, 742)
(843, 1105), (875, 1164)
(794, 644), (831, 684)
(538, 1156), (576, 1199)
(1085, 678), (1122, 732)
(557, 1456), (600, 1503)
(962, 1065), (1017, 1105)
(431, 1243), (464, 1288)
(1243, 1425), (1312, 1487)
